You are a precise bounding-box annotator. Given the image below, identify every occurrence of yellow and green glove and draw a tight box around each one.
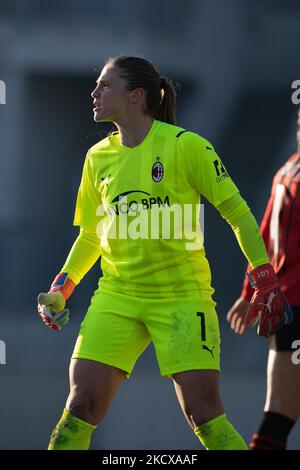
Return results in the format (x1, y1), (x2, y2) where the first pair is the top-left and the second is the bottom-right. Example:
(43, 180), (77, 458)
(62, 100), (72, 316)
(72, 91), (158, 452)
(37, 273), (76, 331)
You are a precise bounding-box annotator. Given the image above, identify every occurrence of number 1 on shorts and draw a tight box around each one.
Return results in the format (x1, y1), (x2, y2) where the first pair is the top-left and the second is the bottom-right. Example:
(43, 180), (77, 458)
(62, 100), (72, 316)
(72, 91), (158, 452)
(197, 312), (206, 341)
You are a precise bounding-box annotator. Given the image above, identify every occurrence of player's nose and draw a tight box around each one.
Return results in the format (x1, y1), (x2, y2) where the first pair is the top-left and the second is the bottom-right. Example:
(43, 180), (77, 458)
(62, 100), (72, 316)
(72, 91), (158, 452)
(91, 87), (100, 99)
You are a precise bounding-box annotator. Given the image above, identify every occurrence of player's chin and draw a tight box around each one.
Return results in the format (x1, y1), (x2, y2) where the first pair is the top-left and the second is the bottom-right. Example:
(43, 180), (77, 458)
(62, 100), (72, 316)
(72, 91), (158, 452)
(93, 112), (111, 123)
(93, 111), (102, 122)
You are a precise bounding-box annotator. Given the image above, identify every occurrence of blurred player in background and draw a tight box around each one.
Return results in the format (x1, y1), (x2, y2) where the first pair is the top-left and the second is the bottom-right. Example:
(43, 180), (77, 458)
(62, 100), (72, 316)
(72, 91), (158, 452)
(37, 56), (291, 450)
(227, 107), (300, 450)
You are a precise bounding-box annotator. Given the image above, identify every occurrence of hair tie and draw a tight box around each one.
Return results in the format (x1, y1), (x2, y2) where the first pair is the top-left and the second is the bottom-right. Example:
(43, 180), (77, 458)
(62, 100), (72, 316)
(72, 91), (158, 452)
(159, 76), (166, 88)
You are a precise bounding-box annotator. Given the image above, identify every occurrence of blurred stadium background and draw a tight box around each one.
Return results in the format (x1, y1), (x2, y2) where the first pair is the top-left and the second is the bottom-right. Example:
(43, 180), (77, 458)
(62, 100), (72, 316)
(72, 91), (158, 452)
(0, 0), (300, 450)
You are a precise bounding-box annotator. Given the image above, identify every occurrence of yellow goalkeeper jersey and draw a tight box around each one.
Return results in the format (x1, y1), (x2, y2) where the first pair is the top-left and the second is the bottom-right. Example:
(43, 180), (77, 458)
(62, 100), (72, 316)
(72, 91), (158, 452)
(73, 119), (239, 298)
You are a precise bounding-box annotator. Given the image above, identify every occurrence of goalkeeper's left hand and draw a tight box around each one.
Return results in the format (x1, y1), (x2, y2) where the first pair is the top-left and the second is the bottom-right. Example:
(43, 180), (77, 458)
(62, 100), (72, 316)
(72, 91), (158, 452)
(227, 263), (293, 337)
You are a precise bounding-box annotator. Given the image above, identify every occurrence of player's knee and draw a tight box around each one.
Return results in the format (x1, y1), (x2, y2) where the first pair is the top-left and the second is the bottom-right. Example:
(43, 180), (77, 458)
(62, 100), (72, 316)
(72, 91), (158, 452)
(185, 394), (223, 427)
(67, 387), (98, 421)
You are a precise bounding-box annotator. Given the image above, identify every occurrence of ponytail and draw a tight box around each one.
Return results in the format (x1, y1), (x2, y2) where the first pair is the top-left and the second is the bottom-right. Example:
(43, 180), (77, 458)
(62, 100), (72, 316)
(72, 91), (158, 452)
(154, 77), (177, 125)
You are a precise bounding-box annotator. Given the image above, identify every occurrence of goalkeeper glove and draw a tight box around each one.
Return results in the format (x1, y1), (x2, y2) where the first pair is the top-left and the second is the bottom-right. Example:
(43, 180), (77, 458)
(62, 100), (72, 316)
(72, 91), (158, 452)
(37, 272), (75, 331)
(242, 263), (293, 336)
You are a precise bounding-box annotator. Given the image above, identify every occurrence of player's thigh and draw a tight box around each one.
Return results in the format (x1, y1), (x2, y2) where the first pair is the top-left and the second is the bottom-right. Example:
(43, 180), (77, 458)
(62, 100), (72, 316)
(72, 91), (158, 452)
(72, 291), (151, 378)
(265, 349), (300, 419)
(145, 297), (220, 377)
(67, 359), (125, 415)
(69, 358), (126, 392)
(266, 306), (300, 418)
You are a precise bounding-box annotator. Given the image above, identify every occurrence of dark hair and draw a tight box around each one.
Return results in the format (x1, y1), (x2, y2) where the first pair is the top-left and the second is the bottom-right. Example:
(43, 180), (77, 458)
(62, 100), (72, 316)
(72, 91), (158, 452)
(105, 56), (177, 125)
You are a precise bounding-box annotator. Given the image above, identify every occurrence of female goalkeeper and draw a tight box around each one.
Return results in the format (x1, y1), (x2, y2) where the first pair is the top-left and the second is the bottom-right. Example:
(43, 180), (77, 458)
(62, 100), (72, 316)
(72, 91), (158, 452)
(227, 107), (300, 450)
(37, 56), (291, 450)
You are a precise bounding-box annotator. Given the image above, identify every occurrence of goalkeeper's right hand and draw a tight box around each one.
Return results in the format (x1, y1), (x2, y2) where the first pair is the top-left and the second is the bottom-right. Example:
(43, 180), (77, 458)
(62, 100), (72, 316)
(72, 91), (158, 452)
(37, 291), (70, 330)
(37, 272), (75, 331)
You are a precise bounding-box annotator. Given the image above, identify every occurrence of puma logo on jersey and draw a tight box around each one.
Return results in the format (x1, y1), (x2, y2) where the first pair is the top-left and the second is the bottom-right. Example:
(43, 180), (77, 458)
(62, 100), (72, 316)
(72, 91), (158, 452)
(202, 345), (215, 358)
(101, 175), (111, 187)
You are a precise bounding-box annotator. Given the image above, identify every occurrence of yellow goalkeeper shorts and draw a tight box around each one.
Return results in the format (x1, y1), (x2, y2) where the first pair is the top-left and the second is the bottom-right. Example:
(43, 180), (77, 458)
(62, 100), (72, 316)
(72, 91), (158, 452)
(72, 289), (220, 378)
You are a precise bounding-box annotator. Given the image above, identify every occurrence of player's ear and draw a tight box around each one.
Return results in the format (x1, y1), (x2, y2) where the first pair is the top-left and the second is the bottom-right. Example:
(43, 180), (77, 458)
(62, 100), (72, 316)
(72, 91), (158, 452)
(130, 87), (145, 106)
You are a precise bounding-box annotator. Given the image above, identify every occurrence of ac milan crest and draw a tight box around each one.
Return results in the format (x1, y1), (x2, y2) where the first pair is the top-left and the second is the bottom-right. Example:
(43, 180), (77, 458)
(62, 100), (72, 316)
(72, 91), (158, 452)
(152, 161), (164, 182)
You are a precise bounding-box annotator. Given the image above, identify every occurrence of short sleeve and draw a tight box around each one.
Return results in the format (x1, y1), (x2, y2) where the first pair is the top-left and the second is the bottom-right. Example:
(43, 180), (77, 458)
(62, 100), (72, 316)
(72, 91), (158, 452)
(73, 151), (102, 233)
(179, 132), (239, 207)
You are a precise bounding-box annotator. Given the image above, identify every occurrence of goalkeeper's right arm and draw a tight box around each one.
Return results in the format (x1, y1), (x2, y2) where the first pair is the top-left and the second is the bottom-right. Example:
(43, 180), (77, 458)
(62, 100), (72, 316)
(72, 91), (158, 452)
(37, 228), (101, 330)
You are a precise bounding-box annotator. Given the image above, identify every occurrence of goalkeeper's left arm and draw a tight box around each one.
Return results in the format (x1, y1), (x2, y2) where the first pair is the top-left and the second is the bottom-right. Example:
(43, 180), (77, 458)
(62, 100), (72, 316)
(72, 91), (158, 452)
(37, 228), (101, 330)
(217, 193), (292, 336)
